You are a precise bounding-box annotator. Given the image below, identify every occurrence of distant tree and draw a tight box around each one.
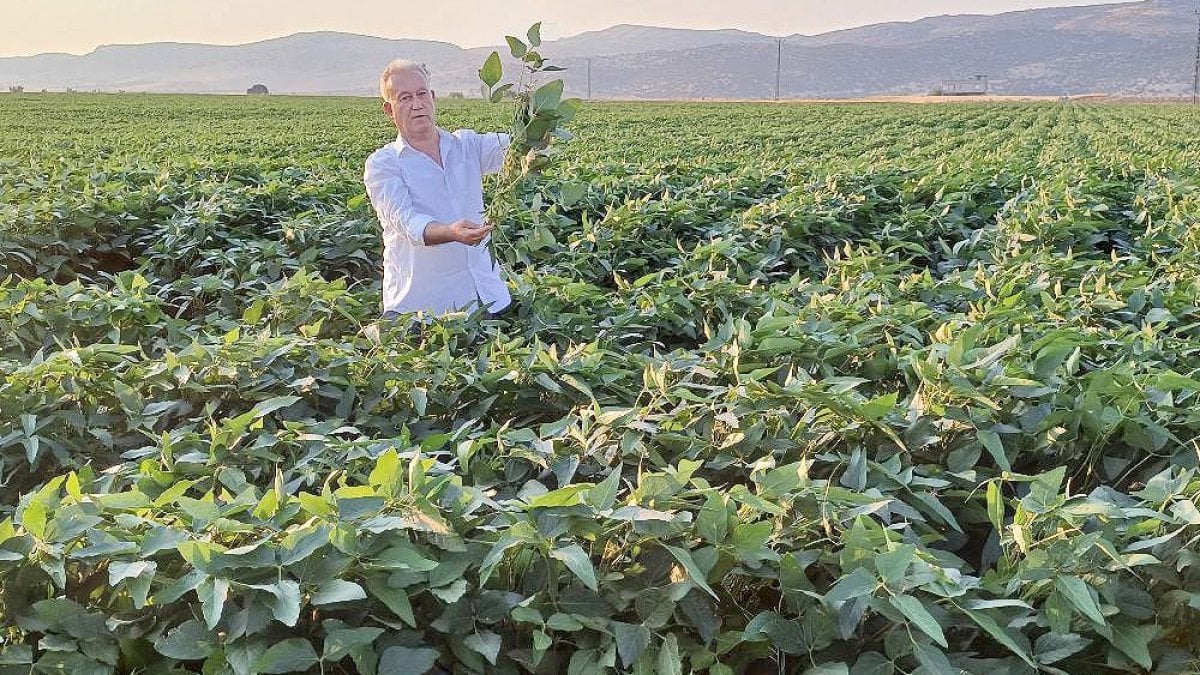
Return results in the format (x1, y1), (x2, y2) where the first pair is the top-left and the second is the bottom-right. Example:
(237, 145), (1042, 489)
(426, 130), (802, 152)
(8, 85), (23, 93)
(447, 91), (464, 99)
(246, 84), (270, 95)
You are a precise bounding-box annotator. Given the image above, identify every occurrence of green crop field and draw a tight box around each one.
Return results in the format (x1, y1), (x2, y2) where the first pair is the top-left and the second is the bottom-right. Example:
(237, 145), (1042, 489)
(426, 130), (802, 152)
(2, 94), (1200, 674)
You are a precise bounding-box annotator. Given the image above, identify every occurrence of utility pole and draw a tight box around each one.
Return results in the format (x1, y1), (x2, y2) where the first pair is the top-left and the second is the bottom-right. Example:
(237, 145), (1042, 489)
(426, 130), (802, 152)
(774, 39), (782, 101)
(1192, 9), (1199, 104)
(587, 58), (593, 101)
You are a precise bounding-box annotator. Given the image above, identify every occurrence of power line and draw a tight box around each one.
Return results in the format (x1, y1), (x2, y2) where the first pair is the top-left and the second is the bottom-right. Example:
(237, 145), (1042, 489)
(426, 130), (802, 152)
(1193, 8), (1199, 104)
(774, 39), (782, 101)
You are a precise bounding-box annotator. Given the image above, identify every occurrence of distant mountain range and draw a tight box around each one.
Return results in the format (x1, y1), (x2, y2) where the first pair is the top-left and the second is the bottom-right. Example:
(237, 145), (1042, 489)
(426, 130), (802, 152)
(1, 0), (1196, 98)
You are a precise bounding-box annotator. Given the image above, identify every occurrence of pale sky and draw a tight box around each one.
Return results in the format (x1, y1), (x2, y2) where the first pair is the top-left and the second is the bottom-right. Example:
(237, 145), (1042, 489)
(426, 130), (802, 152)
(0, 0), (1133, 58)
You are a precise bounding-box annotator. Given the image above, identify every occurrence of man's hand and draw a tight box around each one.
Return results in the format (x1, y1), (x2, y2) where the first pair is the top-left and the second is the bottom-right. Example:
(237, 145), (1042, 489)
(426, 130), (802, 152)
(423, 219), (494, 246)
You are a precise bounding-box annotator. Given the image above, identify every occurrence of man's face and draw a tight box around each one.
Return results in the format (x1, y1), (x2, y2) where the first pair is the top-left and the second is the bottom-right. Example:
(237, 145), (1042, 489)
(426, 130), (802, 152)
(384, 69), (437, 138)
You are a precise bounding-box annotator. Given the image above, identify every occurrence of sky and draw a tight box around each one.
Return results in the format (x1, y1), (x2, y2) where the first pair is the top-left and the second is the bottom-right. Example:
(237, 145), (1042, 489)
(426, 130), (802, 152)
(0, 0), (1135, 58)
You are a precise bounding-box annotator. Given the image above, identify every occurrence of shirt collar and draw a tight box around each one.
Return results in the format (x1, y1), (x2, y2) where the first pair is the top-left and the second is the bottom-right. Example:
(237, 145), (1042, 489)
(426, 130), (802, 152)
(395, 128), (450, 156)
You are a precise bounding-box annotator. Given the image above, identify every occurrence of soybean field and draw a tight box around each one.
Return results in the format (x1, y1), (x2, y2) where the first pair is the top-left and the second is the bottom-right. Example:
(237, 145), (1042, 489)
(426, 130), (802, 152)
(2, 94), (1200, 674)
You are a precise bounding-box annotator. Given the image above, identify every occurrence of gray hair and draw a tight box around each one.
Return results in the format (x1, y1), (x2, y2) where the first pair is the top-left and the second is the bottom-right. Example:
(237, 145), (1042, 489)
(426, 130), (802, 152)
(380, 59), (431, 101)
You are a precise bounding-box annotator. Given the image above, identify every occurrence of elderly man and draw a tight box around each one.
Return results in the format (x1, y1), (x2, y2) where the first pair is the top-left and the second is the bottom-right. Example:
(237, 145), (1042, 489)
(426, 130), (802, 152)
(364, 60), (512, 320)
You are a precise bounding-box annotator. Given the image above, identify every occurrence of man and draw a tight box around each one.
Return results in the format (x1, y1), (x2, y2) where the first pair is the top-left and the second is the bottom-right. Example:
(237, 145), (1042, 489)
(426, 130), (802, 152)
(364, 59), (512, 320)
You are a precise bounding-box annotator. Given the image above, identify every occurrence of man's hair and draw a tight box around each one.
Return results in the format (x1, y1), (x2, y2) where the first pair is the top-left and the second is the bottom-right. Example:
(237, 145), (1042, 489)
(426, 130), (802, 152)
(380, 60), (432, 101)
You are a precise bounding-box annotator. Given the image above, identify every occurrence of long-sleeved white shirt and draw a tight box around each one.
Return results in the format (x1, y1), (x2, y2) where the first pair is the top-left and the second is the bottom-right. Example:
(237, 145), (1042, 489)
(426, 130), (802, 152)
(363, 128), (512, 316)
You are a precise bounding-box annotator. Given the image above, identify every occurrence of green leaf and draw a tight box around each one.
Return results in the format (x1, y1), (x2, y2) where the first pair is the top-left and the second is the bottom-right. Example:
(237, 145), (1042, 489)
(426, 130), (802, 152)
(961, 607), (1036, 668)
(657, 634), (682, 675)
(108, 560), (156, 608)
(889, 595), (947, 648)
(986, 481), (1004, 532)
(322, 626), (384, 661)
(527, 22), (542, 47)
(978, 430), (1010, 471)
(247, 580), (302, 627)
(250, 395), (301, 419)
(1055, 575), (1105, 625)
(378, 646), (438, 675)
(0, 645), (32, 665)
(611, 621), (650, 668)
(664, 545), (718, 599)
(21, 500), (47, 539)
(875, 544), (915, 586)
(279, 524), (330, 565)
(153, 620), (215, 660)
(369, 449), (402, 497)
(860, 392), (897, 420)
(911, 641), (957, 675)
(430, 579), (468, 603)
(805, 665), (849, 675)
(826, 567), (878, 605)
(463, 631), (501, 665)
(528, 484), (589, 508)
(488, 83), (514, 103)
(312, 579), (367, 605)
(588, 468), (621, 511)
(849, 652), (894, 675)
(731, 520), (773, 556)
(557, 97), (583, 121)
(1101, 621), (1153, 670)
(198, 577), (228, 629)
(479, 51), (503, 88)
(696, 494), (729, 544)
(365, 575), (416, 626)
(841, 448), (867, 491)
(254, 638), (319, 674)
(505, 36), (528, 59)
(1034, 632), (1091, 665)
(551, 544), (598, 591)
(532, 80), (564, 113)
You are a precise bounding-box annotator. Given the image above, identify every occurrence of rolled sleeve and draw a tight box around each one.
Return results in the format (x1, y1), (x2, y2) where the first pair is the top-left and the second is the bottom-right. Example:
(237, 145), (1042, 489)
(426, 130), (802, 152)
(364, 154), (436, 244)
(476, 131), (511, 176)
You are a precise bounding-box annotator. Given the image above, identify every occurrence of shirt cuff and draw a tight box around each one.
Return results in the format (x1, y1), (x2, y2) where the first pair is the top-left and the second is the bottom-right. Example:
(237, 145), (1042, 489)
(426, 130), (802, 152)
(405, 213), (436, 244)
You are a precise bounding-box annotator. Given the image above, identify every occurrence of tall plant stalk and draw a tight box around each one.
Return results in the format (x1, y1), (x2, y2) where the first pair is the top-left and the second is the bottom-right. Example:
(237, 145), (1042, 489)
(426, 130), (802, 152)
(478, 23), (582, 267)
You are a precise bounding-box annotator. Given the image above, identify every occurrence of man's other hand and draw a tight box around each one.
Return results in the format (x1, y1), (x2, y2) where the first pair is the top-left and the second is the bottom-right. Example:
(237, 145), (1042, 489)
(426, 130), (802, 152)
(423, 219), (494, 246)
(451, 219), (493, 246)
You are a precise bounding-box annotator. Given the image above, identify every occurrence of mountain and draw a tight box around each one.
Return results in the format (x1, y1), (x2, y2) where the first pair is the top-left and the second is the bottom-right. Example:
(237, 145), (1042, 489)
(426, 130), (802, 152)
(1, 0), (1195, 98)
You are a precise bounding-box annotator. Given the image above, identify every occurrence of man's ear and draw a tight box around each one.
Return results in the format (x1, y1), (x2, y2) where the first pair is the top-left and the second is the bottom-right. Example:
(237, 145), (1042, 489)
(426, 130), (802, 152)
(430, 90), (437, 103)
(383, 99), (394, 117)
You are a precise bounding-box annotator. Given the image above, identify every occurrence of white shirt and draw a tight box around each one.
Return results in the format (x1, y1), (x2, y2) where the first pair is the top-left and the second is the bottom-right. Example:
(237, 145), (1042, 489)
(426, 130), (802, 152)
(363, 128), (512, 316)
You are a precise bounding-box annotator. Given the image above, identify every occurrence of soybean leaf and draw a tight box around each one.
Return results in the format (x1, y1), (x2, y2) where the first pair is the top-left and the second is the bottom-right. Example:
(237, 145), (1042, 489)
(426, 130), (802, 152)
(871, 545), (912, 588)
(505, 36), (528, 59)
(1055, 575), (1105, 625)
(479, 52), (502, 88)
(378, 647), (438, 675)
(889, 595), (947, 648)
(254, 639), (319, 674)
(311, 579), (367, 605)
(1035, 632), (1091, 665)
(611, 621), (650, 668)
(463, 631), (502, 665)
(665, 545), (718, 599)
(551, 544), (598, 591)
(533, 80), (564, 113)
(153, 620), (215, 660)
(322, 626), (384, 661)
(978, 430), (1010, 471)
(961, 607), (1037, 668)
